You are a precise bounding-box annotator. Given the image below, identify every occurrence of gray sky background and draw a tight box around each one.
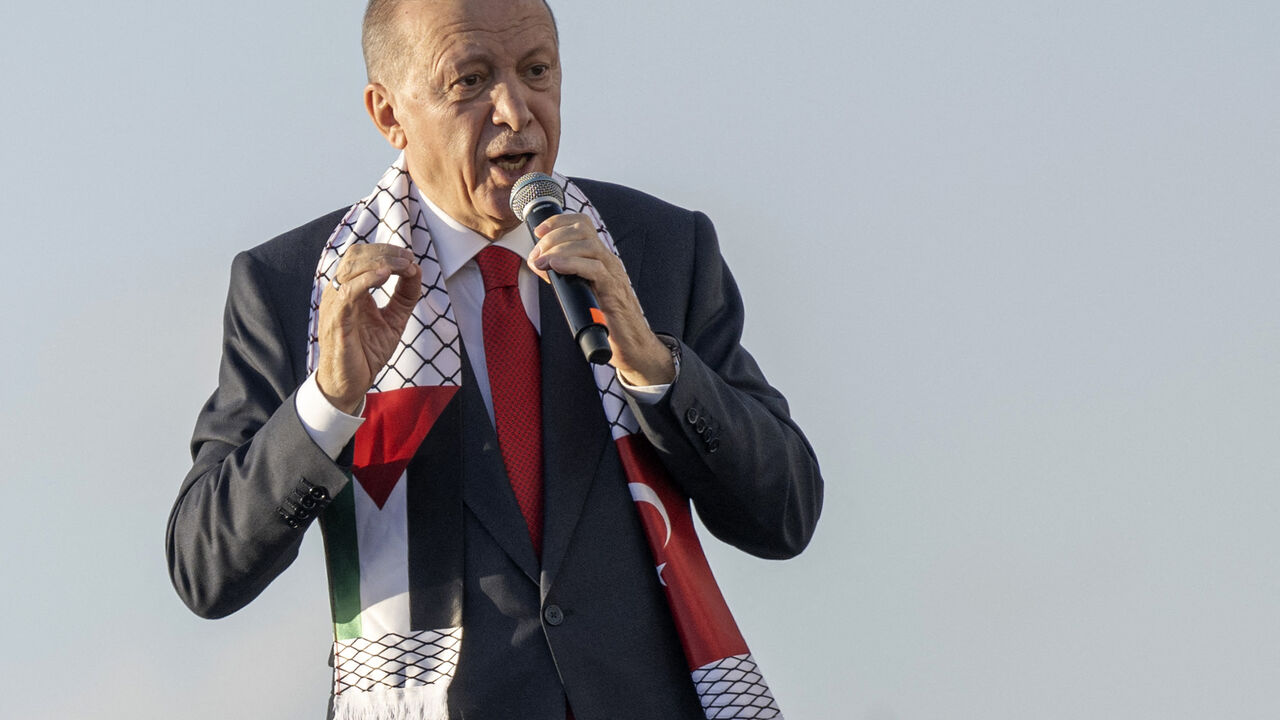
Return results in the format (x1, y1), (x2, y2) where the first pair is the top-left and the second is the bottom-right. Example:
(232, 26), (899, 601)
(1, 1), (1277, 718)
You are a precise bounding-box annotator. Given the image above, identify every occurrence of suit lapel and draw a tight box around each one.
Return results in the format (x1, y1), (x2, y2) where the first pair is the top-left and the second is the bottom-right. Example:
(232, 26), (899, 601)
(538, 279), (612, 590)
(459, 345), (541, 583)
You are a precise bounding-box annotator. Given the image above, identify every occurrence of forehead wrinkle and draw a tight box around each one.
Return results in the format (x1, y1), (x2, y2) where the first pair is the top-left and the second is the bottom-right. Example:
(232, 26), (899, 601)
(412, 9), (557, 78)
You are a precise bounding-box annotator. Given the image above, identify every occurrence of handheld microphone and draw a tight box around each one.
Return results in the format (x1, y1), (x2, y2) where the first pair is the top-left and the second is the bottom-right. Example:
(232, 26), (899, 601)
(509, 172), (612, 365)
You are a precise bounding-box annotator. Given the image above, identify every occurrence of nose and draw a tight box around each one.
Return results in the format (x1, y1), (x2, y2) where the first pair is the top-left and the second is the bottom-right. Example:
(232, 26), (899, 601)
(491, 78), (533, 132)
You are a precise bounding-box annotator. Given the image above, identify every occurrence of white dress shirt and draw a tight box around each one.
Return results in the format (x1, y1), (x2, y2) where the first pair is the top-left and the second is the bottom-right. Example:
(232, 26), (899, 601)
(296, 187), (670, 460)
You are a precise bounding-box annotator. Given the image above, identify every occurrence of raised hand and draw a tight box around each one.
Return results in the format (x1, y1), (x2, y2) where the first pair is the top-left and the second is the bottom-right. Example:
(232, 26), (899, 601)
(316, 245), (422, 413)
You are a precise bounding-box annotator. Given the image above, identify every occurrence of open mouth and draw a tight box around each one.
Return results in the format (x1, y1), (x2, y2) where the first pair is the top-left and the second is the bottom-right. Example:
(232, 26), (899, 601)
(492, 153), (534, 171)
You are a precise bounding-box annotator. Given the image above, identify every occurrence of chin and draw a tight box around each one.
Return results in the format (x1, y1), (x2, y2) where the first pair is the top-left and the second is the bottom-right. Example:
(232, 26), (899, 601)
(470, 199), (519, 236)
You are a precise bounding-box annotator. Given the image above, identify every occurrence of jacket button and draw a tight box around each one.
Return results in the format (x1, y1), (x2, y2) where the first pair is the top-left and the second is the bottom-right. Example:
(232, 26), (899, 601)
(544, 604), (565, 626)
(695, 417), (707, 433)
(685, 407), (700, 425)
(304, 481), (329, 501)
(707, 439), (720, 454)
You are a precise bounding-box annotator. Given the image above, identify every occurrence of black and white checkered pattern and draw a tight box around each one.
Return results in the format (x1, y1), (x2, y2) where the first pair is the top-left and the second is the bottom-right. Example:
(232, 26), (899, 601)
(558, 175), (645, 441)
(307, 162), (462, 388)
(333, 629), (463, 694)
(692, 654), (784, 719)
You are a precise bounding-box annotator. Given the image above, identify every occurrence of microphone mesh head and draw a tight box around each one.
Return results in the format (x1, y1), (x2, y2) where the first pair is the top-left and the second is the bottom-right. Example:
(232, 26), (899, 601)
(509, 172), (564, 221)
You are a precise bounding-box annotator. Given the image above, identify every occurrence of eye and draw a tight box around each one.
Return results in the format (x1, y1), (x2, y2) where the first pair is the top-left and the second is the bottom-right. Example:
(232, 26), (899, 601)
(447, 72), (488, 98)
(526, 63), (556, 82)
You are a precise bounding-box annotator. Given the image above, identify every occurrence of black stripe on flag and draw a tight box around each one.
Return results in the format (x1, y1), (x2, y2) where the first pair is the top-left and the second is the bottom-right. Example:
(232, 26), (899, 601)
(406, 390), (465, 631)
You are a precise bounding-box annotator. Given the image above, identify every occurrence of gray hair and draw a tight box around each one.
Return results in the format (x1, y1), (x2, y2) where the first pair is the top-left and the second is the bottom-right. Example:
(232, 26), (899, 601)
(362, 0), (558, 85)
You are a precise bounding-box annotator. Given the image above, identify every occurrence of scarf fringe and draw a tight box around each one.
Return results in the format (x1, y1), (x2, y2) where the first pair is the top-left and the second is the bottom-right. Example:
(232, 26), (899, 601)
(333, 684), (450, 720)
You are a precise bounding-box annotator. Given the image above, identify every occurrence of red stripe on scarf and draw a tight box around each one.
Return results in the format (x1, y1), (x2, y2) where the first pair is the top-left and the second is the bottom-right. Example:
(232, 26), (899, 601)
(615, 434), (750, 670)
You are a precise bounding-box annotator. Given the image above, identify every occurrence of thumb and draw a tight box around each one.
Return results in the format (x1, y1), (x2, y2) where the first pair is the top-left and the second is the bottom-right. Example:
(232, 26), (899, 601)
(383, 263), (422, 322)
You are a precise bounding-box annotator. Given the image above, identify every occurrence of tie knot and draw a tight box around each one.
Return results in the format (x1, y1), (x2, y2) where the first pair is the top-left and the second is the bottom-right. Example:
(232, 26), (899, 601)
(475, 245), (523, 291)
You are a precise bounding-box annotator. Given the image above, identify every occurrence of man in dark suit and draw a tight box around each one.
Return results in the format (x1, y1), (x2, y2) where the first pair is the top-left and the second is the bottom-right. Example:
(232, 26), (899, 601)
(166, 0), (822, 718)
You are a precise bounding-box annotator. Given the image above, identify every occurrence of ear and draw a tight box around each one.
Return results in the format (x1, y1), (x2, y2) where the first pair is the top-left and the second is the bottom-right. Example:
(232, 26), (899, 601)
(365, 83), (407, 149)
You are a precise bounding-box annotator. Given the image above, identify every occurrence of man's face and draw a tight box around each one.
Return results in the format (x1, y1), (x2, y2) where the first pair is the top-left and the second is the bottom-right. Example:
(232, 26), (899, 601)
(379, 0), (561, 239)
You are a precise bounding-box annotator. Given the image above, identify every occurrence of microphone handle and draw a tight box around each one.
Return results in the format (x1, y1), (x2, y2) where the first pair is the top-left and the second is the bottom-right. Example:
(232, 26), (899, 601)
(524, 201), (613, 365)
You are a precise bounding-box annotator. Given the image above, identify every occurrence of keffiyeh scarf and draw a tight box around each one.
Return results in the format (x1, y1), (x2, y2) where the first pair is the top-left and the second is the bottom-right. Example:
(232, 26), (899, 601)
(307, 154), (783, 719)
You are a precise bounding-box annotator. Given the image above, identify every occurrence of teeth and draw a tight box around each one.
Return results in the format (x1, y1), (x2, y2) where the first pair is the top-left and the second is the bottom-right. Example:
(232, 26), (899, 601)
(494, 154), (529, 171)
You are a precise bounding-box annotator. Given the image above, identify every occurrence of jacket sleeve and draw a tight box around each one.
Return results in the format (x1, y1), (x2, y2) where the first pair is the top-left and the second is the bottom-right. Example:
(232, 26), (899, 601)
(627, 211), (824, 560)
(165, 250), (351, 619)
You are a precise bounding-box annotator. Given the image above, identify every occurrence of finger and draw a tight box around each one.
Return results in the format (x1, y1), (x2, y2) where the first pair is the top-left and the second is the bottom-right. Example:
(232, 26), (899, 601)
(526, 255), (551, 284)
(530, 216), (598, 267)
(533, 229), (613, 274)
(344, 243), (416, 262)
(532, 211), (590, 239)
(532, 215), (596, 248)
(385, 262), (423, 314)
(336, 250), (418, 296)
(334, 245), (415, 284)
(532, 227), (605, 266)
(539, 254), (612, 285)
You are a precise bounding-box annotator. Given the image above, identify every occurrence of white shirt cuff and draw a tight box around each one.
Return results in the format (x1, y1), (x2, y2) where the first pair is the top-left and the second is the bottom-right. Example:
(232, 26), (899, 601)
(295, 372), (365, 460)
(616, 372), (672, 405)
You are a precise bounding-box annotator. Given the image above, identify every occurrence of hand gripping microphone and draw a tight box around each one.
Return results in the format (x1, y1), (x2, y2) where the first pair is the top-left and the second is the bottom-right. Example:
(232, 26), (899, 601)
(509, 172), (612, 365)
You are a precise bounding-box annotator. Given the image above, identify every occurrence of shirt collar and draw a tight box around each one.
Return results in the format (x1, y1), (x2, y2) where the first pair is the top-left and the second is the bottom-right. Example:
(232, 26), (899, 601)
(413, 185), (535, 279)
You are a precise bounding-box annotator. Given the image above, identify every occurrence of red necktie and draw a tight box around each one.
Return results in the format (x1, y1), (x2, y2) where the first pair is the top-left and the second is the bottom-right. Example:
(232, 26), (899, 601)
(475, 245), (544, 557)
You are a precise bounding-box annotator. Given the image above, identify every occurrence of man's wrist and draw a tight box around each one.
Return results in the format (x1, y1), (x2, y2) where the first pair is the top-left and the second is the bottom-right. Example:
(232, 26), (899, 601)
(617, 335), (680, 404)
(297, 372), (365, 460)
(616, 333), (678, 387)
(316, 368), (366, 416)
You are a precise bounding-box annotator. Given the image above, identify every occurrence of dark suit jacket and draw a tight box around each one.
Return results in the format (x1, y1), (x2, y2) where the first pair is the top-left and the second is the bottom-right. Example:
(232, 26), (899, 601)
(166, 179), (823, 719)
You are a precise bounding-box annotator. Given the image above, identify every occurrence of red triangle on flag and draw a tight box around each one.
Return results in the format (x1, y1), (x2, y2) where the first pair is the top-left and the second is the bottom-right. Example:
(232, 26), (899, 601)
(352, 386), (459, 510)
